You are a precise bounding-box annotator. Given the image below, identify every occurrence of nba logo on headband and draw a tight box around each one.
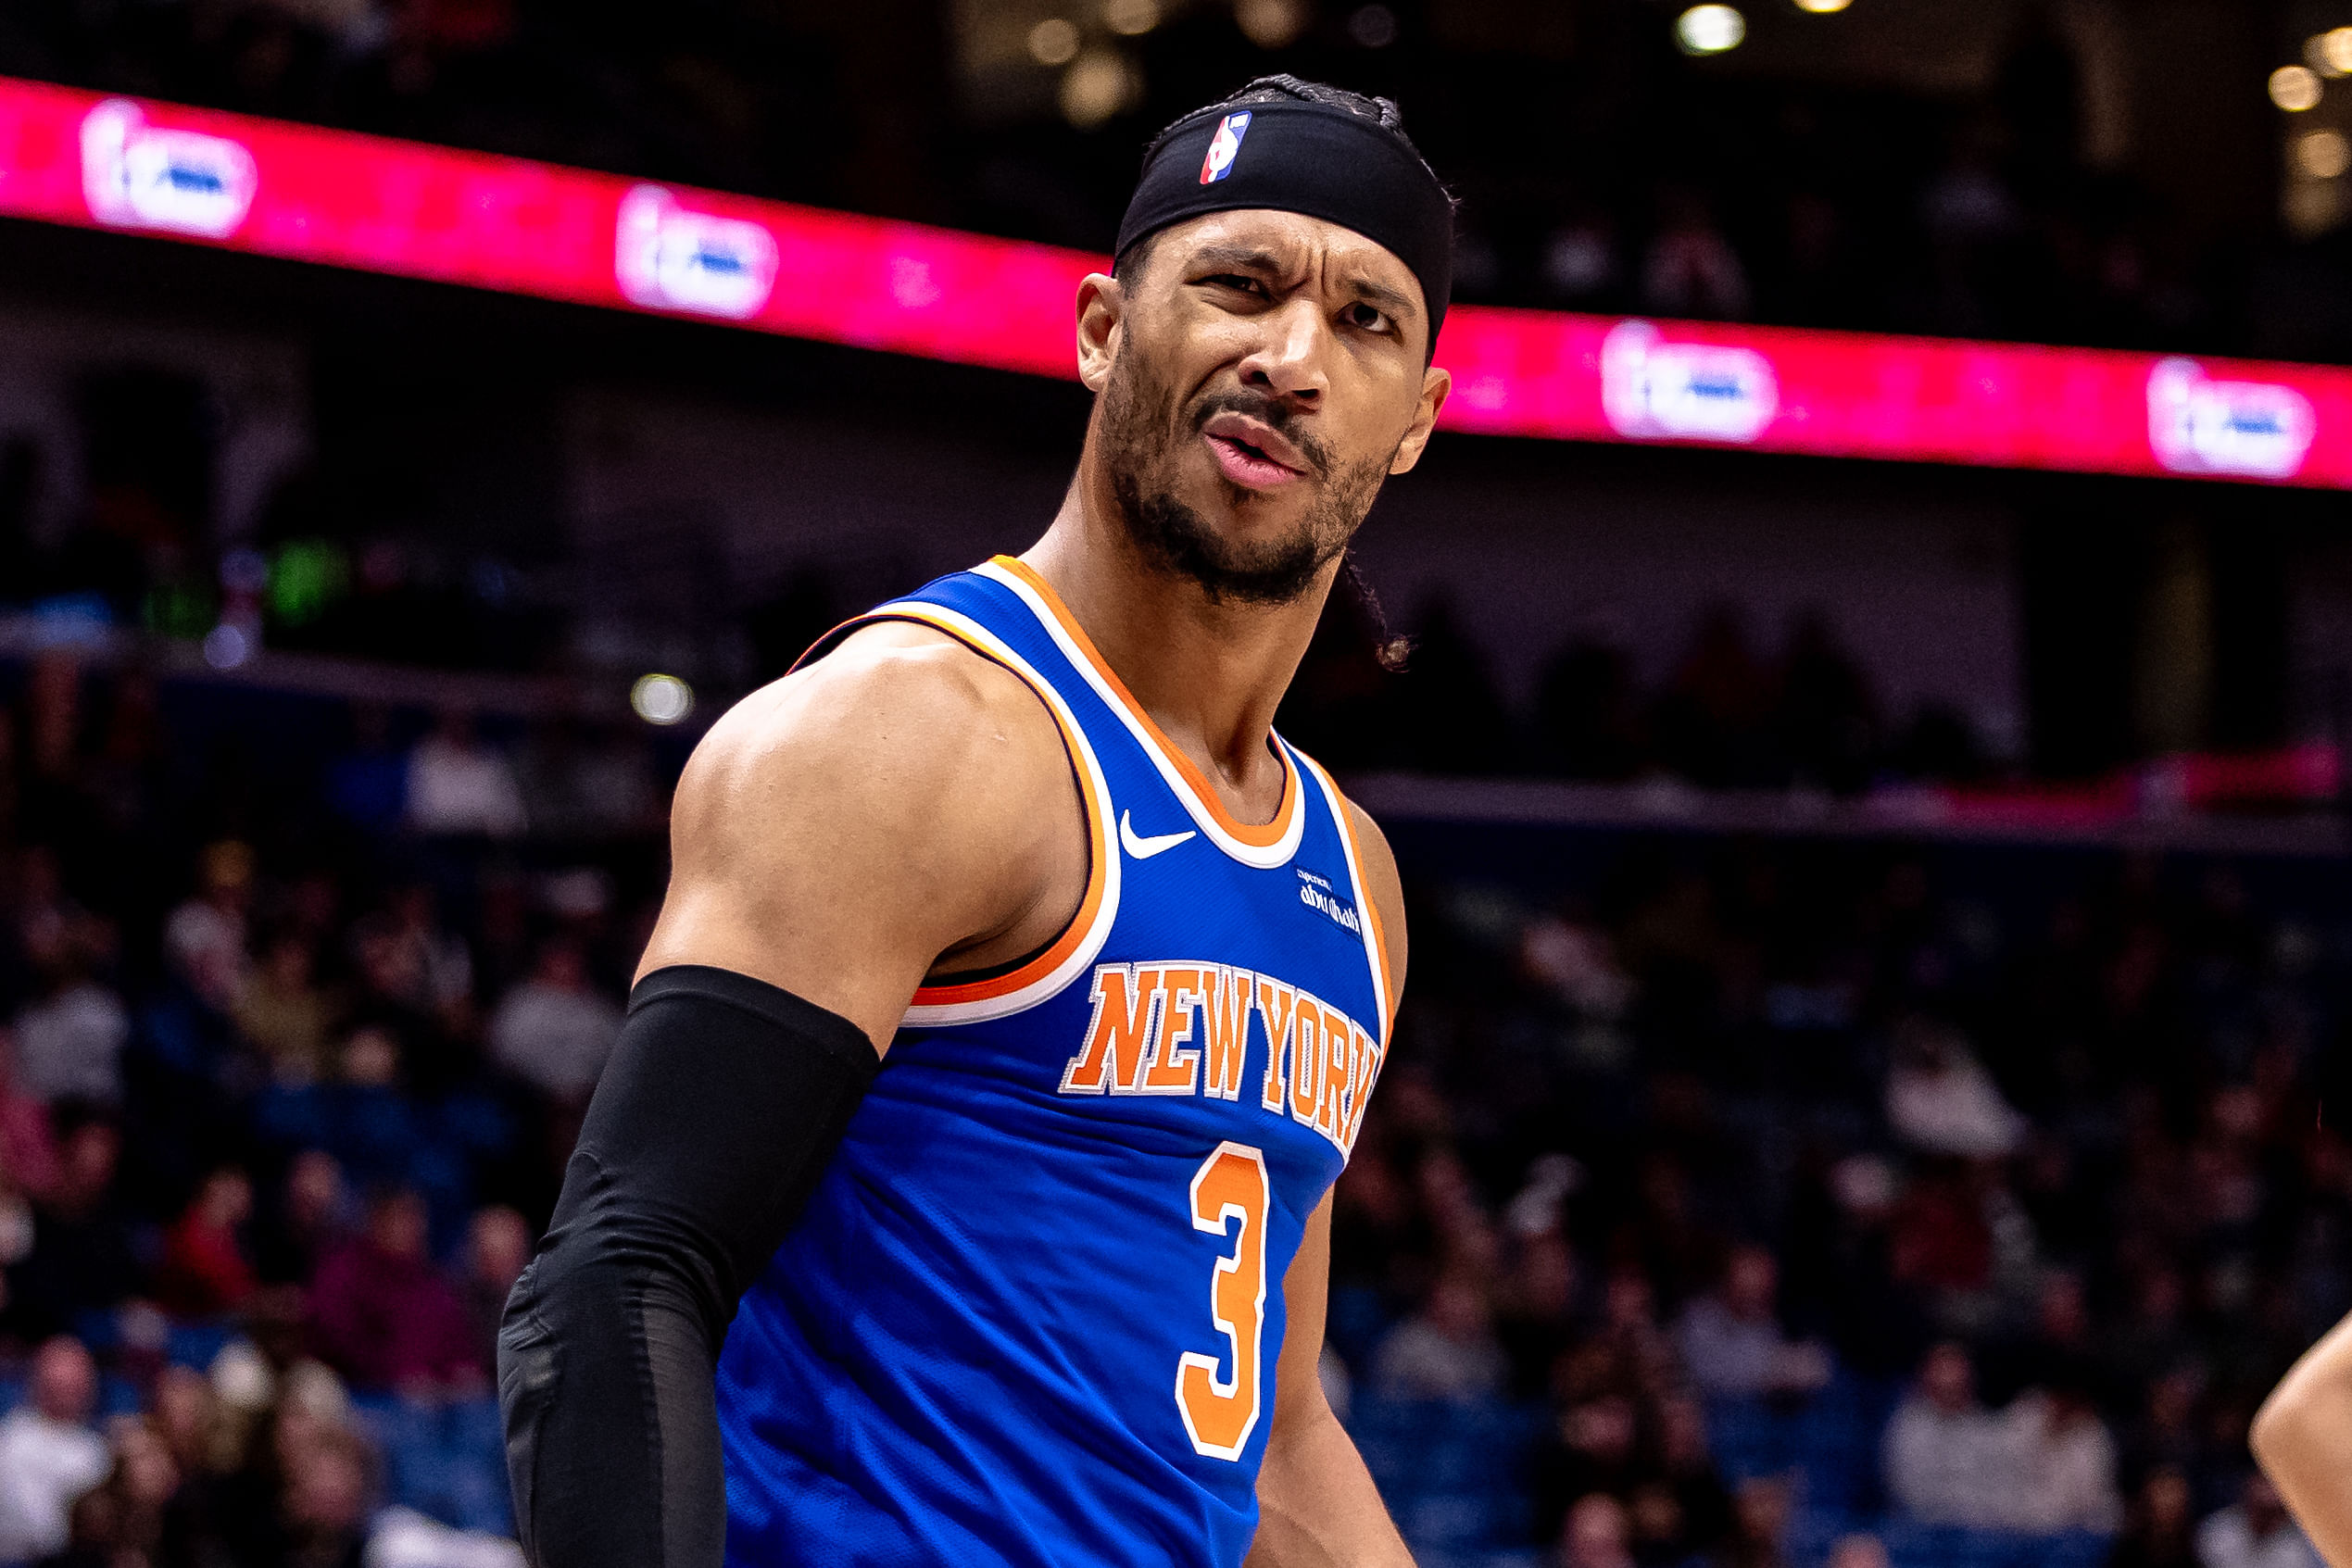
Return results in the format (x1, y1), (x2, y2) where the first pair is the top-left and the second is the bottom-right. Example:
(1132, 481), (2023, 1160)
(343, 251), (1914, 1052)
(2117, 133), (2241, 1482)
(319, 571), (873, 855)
(1199, 111), (1252, 184)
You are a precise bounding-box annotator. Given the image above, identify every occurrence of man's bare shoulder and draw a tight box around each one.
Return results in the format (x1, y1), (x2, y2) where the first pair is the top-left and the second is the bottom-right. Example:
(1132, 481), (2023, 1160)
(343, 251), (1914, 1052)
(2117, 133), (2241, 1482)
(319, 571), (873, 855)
(639, 621), (1085, 1038)
(1340, 797), (1408, 1013)
(678, 621), (1067, 838)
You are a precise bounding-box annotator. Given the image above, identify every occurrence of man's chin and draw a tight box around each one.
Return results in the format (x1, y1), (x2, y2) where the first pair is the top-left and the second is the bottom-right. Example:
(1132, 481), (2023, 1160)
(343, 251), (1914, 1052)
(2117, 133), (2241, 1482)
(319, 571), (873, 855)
(1173, 470), (1319, 539)
(1113, 463), (1339, 606)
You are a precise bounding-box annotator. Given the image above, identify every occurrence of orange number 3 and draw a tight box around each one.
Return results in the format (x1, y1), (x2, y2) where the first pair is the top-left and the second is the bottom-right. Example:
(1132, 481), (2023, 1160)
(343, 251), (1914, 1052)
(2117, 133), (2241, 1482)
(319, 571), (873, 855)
(1176, 1142), (1271, 1461)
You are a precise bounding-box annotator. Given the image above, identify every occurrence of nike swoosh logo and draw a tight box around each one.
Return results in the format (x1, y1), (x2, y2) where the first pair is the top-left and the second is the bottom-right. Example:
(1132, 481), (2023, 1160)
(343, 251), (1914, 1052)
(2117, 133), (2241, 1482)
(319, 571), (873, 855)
(1120, 809), (1196, 860)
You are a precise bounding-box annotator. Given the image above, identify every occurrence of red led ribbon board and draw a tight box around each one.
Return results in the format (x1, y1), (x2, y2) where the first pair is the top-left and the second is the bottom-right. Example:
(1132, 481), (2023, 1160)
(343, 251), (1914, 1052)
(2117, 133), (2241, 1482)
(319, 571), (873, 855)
(6, 74), (2352, 489)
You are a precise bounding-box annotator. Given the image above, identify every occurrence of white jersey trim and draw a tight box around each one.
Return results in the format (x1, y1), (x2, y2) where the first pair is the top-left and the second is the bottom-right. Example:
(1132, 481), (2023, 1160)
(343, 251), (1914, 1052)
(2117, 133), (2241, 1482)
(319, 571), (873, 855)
(1294, 748), (1392, 1048)
(976, 559), (1307, 871)
(881, 600), (1125, 1029)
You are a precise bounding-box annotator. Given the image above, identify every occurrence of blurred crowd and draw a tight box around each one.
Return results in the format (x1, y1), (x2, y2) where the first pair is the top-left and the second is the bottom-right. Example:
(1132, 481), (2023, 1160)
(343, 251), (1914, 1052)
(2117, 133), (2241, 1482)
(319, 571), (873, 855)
(1330, 830), (2352, 1563)
(0, 630), (2345, 1565)
(1, 0), (2342, 360)
(0, 652), (666, 1565)
(1283, 590), (1991, 791)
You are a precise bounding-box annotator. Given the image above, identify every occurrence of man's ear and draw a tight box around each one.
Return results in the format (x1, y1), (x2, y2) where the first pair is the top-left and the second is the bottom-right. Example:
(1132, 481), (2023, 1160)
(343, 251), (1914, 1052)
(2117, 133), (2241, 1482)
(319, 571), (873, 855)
(1075, 272), (1125, 392)
(1388, 364), (1452, 475)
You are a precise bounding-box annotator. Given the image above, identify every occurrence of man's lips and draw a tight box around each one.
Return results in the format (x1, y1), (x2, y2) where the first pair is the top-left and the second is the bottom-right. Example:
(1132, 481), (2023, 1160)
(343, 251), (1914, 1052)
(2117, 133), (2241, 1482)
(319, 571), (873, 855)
(1201, 412), (1308, 491)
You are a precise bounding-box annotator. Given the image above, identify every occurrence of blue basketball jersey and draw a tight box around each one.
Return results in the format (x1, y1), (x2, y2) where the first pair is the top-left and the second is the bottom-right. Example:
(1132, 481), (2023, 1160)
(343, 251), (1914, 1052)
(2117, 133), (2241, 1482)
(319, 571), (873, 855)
(715, 557), (1394, 1567)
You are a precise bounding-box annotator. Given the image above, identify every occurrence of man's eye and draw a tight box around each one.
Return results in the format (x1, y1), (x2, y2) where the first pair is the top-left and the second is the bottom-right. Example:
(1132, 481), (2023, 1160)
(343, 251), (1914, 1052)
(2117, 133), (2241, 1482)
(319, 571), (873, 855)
(1204, 273), (1264, 295)
(1345, 303), (1394, 333)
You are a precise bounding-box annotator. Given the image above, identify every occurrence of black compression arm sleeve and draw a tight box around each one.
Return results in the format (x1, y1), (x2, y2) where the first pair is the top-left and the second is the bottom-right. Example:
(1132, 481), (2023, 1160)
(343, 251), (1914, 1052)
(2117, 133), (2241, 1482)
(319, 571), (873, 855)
(497, 965), (878, 1568)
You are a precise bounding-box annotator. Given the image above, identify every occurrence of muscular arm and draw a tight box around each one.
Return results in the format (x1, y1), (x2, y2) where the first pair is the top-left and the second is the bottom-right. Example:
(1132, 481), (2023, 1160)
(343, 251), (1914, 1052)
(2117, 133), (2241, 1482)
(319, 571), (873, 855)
(1247, 1197), (1415, 1568)
(2253, 1311), (2352, 1567)
(636, 622), (1088, 1035)
(1247, 799), (1414, 1568)
(500, 626), (1085, 1568)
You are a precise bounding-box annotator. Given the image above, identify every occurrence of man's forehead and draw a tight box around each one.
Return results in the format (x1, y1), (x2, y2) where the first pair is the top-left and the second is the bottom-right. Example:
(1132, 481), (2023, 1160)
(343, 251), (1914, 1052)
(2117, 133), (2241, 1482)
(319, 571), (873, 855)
(1157, 210), (1423, 307)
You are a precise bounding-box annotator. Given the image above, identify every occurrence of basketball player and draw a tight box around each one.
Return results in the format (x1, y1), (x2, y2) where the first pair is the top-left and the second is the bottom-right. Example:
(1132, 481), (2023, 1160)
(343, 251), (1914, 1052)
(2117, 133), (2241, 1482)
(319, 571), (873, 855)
(2254, 1312), (2352, 1566)
(497, 76), (1452, 1566)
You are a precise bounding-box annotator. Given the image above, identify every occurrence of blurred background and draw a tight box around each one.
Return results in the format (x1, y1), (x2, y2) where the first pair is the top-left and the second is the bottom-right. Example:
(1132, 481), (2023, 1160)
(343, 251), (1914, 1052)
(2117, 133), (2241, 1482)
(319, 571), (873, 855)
(4, 2), (2352, 1567)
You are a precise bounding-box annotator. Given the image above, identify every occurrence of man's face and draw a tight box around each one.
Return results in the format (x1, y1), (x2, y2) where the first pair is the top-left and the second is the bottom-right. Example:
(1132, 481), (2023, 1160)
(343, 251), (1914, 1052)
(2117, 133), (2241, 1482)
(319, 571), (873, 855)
(1080, 209), (1449, 605)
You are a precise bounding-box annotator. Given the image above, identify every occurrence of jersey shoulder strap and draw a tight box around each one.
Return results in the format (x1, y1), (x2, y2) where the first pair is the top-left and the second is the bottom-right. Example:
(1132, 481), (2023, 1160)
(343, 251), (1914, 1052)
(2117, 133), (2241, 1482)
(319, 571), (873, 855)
(793, 562), (1123, 1028)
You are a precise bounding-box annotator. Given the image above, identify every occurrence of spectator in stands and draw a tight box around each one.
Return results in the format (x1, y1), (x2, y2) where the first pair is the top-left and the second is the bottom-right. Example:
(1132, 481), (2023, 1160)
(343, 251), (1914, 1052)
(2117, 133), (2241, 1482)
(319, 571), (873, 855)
(1562, 1493), (1637, 1568)
(260, 1422), (371, 1568)
(1534, 1395), (1648, 1543)
(1540, 210), (1624, 308)
(1374, 1273), (1507, 1401)
(1827, 1537), (1890, 1568)
(1651, 608), (1775, 788)
(0, 1336), (110, 1562)
(1775, 610), (1879, 794)
(1885, 1017), (2026, 1159)
(404, 709), (525, 838)
(8, 1110), (141, 1340)
(1495, 1198), (1582, 1396)
(252, 1027), (430, 1194)
(162, 841), (255, 1013)
(2110, 1469), (2203, 1568)
(1674, 1244), (1833, 1399)
(360, 884), (473, 1023)
(2111, 1273), (2199, 1405)
(235, 932), (338, 1085)
(1627, 1483), (1694, 1568)
(324, 706), (408, 834)
(1883, 1341), (2006, 1525)
(2121, 1367), (2207, 1491)
(157, 1167), (260, 1319)
(57, 1413), (189, 1568)
(1654, 1395), (1734, 1553)
(1999, 1269), (2098, 1394)
(487, 936), (620, 1104)
(10, 951), (127, 1107)
(1999, 1382), (2123, 1534)
(149, 1364), (220, 1490)
(1588, 1268), (1679, 1399)
(1642, 188), (1751, 320)
(1720, 1478), (1792, 1568)
(254, 1150), (350, 1288)
(1889, 1159), (1995, 1307)
(459, 1205), (530, 1372)
(517, 719), (661, 842)
(2195, 1475), (2321, 1568)
(307, 1185), (481, 1396)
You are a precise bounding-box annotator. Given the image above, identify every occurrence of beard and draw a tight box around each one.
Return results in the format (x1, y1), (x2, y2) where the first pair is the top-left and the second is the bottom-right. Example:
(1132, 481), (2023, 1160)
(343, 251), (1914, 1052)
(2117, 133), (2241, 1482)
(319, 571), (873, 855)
(1096, 347), (1392, 607)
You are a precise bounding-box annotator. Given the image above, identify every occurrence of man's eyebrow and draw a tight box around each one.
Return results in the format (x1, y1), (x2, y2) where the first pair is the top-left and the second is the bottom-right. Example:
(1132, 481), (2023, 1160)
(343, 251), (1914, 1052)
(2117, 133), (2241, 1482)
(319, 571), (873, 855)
(1341, 275), (1420, 323)
(1184, 244), (1288, 274)
(1186, 242), (1422, 322)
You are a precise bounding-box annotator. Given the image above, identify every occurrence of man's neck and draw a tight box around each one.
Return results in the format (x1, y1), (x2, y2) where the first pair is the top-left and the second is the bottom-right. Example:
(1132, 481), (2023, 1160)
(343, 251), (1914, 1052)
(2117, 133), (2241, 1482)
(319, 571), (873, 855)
(1021, 472), (1336, 827)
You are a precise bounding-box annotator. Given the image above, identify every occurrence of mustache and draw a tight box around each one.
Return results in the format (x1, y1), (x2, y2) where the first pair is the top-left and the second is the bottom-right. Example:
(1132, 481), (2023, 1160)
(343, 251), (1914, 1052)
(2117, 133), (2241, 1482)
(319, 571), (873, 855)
(1186, 389), (1332, 479)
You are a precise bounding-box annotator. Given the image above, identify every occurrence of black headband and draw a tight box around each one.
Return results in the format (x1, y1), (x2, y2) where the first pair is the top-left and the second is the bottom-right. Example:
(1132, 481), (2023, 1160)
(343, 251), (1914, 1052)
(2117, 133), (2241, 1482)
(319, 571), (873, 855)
(1113, 100), (1454, 354)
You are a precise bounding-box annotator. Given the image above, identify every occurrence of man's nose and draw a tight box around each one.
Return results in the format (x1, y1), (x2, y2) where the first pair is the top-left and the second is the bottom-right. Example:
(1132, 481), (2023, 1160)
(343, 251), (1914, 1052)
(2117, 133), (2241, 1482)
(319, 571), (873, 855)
(1236, 300), (1330, 406)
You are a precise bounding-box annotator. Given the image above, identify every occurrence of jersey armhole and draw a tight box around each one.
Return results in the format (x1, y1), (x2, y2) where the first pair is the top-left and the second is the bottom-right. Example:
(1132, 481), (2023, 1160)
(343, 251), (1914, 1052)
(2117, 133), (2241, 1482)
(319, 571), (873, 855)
(1289, 745), (1395, 1047)
(801, 611), (1119, 1022)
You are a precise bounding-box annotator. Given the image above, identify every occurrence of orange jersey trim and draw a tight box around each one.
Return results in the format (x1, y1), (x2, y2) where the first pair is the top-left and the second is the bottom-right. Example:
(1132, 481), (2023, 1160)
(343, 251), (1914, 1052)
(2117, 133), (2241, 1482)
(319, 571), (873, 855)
(991, 557), (1301, 850)
(814, 607), (1112, 1010)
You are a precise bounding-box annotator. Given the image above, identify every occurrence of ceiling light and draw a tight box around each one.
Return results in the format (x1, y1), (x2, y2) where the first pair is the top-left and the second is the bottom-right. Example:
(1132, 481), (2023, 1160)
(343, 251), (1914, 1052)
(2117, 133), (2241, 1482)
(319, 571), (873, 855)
(1103, 0), (1161, 35)
(1060, 48), (1135, 128)
(2310, 27), (2352, 77)
(2272, 64), (2324, 112)
(1793, 0), (1852, 11)
(1235, 0), (1303, 45)
(2300, 128), (2351, 180)
(631, 673), (695, 725)
(1027, 18), (1080, 66)
(1676, 5), (1746, 55)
